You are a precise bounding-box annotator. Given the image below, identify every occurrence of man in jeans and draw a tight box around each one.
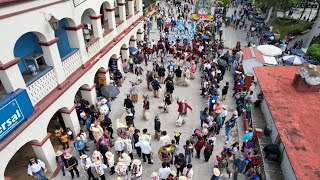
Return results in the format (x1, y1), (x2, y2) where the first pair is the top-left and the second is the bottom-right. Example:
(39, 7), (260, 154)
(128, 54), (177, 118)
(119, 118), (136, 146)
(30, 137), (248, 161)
(135, 136), (153, 165)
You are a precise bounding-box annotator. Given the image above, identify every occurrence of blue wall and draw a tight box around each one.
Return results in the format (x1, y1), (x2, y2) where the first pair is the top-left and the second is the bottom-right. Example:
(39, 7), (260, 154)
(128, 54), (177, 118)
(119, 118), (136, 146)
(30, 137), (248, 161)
(55, 18), (73, 60)
(14, 32), (43, 73)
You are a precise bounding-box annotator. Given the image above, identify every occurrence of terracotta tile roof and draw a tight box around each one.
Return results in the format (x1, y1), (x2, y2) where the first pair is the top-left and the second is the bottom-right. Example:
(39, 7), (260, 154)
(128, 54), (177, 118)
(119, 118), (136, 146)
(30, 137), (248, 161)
(254, 66), (320, 180)
(242, 47), (264, 63)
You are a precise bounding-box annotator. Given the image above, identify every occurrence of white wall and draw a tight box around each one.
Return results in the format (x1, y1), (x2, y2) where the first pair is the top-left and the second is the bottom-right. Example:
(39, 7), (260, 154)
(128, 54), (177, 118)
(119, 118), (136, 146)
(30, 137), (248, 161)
(260, 99), (279, 143)
(280, 147), (297, 180)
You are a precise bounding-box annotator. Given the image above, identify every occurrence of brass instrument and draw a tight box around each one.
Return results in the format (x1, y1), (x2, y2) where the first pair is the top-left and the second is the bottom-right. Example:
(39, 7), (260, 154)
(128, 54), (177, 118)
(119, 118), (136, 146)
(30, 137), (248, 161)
(67, 163), (76, 171)
(158, 144), (176, 163)
(96, 173), (102, 177)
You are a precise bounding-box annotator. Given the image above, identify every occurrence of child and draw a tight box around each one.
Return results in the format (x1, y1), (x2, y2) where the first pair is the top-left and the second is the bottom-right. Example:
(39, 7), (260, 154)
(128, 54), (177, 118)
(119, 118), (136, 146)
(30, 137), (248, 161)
(174, 131), (181, 145)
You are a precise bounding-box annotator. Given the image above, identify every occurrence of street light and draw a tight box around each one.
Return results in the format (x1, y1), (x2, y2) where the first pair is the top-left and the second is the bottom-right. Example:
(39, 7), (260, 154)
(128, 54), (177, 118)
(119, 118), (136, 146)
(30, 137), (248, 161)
(48, 15), (59, 31)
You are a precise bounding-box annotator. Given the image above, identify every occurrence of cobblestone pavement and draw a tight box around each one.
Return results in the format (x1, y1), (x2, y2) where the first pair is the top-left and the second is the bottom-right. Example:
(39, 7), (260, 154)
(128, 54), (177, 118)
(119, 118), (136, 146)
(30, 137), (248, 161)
(54, 3), (250, 180)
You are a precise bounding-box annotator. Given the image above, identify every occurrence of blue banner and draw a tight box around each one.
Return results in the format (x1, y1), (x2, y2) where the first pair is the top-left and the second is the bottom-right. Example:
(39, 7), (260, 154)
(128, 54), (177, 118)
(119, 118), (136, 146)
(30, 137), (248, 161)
(0, 89), (34, 141)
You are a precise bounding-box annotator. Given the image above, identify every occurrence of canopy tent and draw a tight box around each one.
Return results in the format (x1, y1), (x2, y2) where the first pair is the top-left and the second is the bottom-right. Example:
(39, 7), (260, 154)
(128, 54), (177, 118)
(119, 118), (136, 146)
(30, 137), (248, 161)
(263, 56), (278, 65)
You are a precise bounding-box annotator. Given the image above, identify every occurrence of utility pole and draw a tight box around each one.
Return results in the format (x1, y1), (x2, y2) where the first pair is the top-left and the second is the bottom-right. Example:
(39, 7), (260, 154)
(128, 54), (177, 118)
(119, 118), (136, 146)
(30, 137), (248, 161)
(303, 14), (320, 51)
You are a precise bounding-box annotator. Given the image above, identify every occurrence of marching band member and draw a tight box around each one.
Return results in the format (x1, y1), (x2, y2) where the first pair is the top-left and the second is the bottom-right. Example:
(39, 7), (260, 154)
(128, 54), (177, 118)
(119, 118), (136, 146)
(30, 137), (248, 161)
(93, 160), (108, 180)
(64, 153), (80, 179)
(80, 154), (95, 180)
(130, 159), (143, 180)
(106, 151), (116, 175)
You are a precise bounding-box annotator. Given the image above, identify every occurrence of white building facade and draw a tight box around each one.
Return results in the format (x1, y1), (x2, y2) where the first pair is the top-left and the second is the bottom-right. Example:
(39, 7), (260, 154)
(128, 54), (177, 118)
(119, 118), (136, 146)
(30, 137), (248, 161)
(0, 0), (144, 179)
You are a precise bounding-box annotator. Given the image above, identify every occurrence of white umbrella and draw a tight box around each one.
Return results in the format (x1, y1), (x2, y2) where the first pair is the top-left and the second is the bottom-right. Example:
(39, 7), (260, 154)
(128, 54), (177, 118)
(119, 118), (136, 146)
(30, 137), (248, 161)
(257, 45), (282, 57)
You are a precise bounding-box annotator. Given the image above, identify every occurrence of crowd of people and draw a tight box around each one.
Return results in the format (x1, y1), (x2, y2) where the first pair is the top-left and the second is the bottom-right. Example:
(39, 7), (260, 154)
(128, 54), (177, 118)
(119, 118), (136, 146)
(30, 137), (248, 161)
(26, 0), (267, 180)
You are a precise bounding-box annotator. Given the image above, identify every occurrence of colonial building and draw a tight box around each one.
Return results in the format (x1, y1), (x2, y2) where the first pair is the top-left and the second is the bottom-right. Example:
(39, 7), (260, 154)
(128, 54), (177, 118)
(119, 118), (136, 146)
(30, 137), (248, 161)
(0, 0), (144, 179)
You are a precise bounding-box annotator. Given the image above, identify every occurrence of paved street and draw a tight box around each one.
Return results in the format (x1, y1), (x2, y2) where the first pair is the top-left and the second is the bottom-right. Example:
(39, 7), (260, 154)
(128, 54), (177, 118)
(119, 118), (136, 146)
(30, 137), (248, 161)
(54, 3), (250, 180)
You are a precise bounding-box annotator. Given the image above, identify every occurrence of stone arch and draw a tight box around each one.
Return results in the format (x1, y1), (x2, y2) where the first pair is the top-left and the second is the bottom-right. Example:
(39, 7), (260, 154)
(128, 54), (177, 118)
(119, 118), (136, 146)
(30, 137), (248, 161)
(4, 139), (42, 180)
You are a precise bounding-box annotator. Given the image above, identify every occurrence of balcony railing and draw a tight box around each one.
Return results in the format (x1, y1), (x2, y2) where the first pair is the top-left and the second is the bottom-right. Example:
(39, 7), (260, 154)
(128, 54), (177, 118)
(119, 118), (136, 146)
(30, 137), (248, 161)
(26, 67), (58, 105)
(86, 38), (100, 59)
(73, 0), (87, 7)
(62, 49), (82, 77)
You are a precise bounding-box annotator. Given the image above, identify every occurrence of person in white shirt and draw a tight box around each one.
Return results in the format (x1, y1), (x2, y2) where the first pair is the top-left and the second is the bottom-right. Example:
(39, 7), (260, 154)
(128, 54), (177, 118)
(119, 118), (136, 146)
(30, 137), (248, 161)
(182, 164), (194, 180)
(158, 162), (171, 180)
(27, 158), (48, 180)
(221, 105), (228, 126)
(125, 139), (133, 160)
(114, 137), (125, 158)
(135, 136), (153, 164)
(115, 161), (128, 178)
(159, 131), (171, 146)
(93, 160), (108, 180)
(105, 151), (115, 175)
(151, 171), (160, 180)
(80, 154), (95, 179)
(119, 153), (132, 171)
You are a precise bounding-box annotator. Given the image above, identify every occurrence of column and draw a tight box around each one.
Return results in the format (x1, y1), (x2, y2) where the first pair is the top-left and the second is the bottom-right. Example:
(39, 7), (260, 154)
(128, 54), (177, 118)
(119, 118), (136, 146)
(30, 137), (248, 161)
(106, 8), (117, 30)
(128, 0), (135, 16)
(137, 31), (144, 42)
(121, 47), (130, 61)
(118, 2), (126, 22)
(0, 59), (26, 93)
(136, 0), (142, 13)
(80, 83), (97, 106)
(90, 15), (104, 47)
(61, 106), (81, 134)
(106, 70), (111, 85)
(130, 38), (137, 49)
(31, 137), (57, 172)
(39, 38), (65, 84)
(65, 24), (88, 65)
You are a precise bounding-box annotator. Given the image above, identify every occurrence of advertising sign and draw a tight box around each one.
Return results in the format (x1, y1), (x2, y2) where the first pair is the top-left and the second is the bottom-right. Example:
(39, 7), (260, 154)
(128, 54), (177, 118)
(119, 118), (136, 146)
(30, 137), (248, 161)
(98, 72), (107, 86)
(0, 89), (34, 141)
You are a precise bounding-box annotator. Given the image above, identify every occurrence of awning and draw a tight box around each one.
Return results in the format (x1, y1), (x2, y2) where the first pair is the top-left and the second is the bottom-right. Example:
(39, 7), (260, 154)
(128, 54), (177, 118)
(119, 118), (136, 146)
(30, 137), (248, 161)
(263, 56), (278, 65)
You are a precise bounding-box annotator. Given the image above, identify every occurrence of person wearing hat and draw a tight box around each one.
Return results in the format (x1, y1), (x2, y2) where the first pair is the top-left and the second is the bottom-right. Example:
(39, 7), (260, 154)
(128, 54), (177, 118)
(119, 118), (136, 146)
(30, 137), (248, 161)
(120, 152), (132, 171)
(177, 98), (193, 123)
(64, 153), (80, 179)
(130, 159), (142, 179)
(115, 161), (128, 177)
(221, 104), (228, 126)
(135, 135), (153, 165)
(167, 170), (177, 180)
(124, 138), (134, 160)
(182, 164), (193, 180)
(80, 154), (95, 180)
(55, 150), (65, 176)
(211, 168), (220, 180)
(142, 95), (150, 120)
(93, 160), (108, 180)
(27, 158), (48, 179)
(151, 78), (161, 98)
(105, 151), (115, 175)
(150, 172), (160, 180)
(90, 121), (104, 142)
(115, 137), (125, 159)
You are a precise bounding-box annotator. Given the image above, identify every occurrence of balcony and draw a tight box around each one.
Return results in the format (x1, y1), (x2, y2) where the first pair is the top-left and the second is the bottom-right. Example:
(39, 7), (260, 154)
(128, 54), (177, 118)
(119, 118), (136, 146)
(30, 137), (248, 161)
(72, 0), (87, 7)
(61, 49), (82, 77)
(26, 67), (58, 105)
(86, 38), (100, 59)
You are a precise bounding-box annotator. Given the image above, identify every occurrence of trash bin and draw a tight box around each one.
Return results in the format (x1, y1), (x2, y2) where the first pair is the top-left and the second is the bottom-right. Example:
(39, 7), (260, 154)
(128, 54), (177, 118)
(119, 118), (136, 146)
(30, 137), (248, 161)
(28, 65), (37, 75)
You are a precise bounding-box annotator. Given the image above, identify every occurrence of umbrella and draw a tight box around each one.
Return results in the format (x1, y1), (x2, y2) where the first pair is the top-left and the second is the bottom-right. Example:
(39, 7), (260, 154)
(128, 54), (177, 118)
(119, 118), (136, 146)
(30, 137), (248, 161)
(290, 49), (306, 57)
(257, 45), (282, 57)
(283, 55), (307, 65)
(201, 34), (210, 40)
(100, 84), (120, 98)
(129, 47), (138, 54)
(218, 58), (228, 67)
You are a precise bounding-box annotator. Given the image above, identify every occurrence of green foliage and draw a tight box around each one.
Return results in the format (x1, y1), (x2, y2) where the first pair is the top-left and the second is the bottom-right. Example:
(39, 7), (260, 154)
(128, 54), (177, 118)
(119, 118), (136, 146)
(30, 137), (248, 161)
(272, 18), (313, 38)
(307, 43), (320, 61)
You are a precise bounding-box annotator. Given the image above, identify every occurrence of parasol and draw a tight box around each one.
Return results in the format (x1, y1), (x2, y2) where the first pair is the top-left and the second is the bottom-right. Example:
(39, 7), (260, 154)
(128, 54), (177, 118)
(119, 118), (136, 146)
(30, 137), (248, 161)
(283, 55), (307, 65)
(129, 47), (138, 54)
(257, 45), (282, 57)
(101, 84), (120, 98)
(218, 58), (228, 67)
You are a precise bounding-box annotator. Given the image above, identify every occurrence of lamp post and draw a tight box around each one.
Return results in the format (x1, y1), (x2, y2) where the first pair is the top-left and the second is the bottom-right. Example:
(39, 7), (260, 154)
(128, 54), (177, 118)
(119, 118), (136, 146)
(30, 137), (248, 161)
(48, 15), (59, 31)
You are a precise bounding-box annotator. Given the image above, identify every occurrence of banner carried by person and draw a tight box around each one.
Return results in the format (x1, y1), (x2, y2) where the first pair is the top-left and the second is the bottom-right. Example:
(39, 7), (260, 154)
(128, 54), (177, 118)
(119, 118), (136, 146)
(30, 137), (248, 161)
(191, 14), (214, 21)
